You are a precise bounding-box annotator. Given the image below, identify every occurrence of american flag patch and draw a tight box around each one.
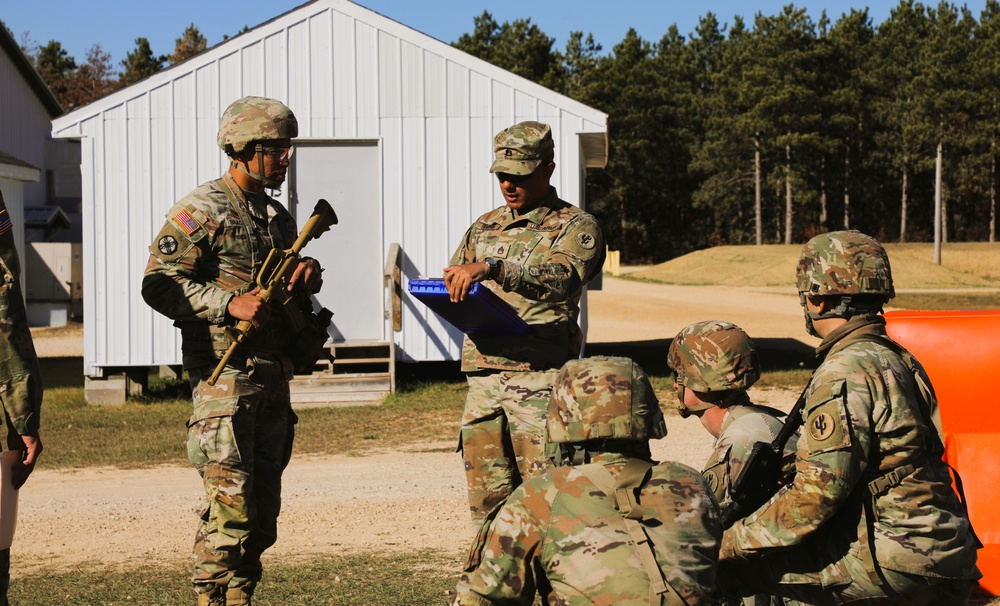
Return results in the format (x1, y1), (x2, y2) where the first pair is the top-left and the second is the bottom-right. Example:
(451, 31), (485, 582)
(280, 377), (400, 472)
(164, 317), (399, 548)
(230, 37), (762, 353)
(0, 210), (11, 236)
(172, 209), (200, 235)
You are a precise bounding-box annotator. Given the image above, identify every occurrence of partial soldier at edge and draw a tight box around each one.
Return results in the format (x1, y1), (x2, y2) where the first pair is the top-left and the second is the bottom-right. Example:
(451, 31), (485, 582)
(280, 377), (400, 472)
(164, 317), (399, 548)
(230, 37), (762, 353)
(718, 230), (981, 605)
(0, 190), (43, 606)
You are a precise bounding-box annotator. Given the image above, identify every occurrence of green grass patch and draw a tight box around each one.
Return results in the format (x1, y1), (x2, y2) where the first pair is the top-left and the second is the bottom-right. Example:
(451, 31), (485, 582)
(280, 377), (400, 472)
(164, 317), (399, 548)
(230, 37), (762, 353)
(36, 363), (467, 470)
(9, 550), (462, 606)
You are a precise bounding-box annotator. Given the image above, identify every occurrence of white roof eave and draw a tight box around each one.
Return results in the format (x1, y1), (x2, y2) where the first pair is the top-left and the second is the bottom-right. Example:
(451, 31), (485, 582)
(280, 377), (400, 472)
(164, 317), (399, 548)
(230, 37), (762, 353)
(51, 0), (606, 138)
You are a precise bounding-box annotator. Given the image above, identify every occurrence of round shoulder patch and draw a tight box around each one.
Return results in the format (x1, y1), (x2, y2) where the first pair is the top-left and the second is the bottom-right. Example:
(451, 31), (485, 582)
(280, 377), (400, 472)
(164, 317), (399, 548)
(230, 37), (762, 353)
(158, 235), (179, 256)
(704, 468), (721, 497)
(576, 231), (597, 250)
(808, 411), (837, 442)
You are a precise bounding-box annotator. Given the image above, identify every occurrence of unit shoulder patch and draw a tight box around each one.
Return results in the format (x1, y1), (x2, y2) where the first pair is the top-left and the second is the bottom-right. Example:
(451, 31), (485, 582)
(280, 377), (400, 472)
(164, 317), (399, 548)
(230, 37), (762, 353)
(805, 397), (851, 454)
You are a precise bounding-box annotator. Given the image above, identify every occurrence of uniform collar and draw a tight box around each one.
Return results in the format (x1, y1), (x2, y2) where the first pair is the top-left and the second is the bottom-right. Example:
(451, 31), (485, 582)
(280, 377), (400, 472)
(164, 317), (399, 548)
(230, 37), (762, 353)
(504, 187), (559, 223)
(719, 393), (754, 434)
(816, 314), (887, 359)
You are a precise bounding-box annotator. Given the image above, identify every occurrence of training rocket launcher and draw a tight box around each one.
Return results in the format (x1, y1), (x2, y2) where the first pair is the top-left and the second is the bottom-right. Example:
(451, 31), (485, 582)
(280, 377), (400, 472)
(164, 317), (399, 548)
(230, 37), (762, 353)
(207, 199), (339, 386)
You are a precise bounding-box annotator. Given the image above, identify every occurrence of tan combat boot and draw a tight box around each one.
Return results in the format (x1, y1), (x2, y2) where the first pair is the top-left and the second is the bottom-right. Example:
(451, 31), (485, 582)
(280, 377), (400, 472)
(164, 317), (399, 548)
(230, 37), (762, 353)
(225, 587), (253, 606)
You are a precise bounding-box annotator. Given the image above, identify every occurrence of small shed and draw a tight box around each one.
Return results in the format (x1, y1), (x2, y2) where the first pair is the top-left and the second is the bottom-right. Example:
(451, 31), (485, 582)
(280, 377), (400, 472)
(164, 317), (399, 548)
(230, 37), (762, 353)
(50, 0), (608, 404)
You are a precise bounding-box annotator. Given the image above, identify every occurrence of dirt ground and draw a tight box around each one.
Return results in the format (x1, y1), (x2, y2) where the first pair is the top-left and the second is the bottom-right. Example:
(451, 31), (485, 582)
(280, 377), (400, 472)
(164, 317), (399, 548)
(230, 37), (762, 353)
(7, 279), (838, 577)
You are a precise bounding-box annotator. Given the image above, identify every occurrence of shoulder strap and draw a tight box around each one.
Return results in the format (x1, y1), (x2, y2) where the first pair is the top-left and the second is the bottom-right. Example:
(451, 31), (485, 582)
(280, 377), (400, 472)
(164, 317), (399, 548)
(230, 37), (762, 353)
(577, 460), (686, 606)
(841, 334), (943, 450)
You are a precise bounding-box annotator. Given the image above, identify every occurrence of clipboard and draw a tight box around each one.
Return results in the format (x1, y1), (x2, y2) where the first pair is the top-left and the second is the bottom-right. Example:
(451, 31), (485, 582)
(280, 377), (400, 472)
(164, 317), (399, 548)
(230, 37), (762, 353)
(408, 278), (530, 335)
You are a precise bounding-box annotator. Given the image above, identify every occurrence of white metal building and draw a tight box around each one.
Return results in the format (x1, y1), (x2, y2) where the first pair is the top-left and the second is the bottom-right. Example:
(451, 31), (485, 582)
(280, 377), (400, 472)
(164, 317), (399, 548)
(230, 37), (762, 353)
(50, 0), (608, 398)
(0, 23), (81, 230)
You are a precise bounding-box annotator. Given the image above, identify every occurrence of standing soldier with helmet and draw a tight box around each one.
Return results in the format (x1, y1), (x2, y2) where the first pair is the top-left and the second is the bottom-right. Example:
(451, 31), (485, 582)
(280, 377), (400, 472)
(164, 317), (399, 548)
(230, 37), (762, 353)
(443, 121), (605, 529)
(142, 96), (323, 606)
(0, 190), (43, 606)
(667, 321), (793, 514)
(453, 356), (721, 606)
(719, 231), (980, 605)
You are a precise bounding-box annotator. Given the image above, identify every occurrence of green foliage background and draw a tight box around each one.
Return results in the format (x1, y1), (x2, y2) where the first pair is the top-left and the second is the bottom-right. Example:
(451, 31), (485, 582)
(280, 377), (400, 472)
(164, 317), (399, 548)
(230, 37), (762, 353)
(455, 1), (1000, 262)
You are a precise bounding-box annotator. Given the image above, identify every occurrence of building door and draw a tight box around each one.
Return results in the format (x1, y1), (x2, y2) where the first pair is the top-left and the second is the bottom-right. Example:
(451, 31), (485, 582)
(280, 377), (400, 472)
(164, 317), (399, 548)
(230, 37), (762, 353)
(290, 141), (382, 342)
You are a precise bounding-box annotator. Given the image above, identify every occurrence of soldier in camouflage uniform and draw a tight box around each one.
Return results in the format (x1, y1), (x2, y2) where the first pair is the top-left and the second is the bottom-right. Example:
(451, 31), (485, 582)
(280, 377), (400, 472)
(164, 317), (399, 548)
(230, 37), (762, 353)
(667, 321), (791, 513)
(719, 231), (980, 605)
(0, 191), (43, 606)
(141, 97), (323, 606)
(443, 121), (606, 528)
(453, 356), (721, 606)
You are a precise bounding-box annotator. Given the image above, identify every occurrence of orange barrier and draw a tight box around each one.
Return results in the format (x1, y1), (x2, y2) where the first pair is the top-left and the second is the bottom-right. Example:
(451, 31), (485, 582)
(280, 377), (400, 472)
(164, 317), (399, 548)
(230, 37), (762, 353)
(884, 310), (1000, 596)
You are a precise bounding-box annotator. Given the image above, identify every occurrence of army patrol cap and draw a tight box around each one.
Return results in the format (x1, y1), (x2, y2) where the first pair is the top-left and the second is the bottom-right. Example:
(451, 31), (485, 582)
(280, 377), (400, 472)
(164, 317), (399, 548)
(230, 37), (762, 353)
(489, 121), (555, 176)
(547, 356), (667, 444)
(217, 96), (299, 154)
(796, 230), (895, 299)
(668, 321), (761, 417)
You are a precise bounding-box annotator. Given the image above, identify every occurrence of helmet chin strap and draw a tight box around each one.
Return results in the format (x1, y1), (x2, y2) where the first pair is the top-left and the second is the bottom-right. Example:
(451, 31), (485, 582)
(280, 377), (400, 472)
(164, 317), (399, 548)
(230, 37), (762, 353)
(799, 293), (871, 337)
(234, 143), (284, 190)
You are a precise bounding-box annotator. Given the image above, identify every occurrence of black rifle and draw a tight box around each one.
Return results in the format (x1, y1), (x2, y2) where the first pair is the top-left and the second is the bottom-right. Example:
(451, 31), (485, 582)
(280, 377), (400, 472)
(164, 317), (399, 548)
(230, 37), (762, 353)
(719, 379), (812, 529)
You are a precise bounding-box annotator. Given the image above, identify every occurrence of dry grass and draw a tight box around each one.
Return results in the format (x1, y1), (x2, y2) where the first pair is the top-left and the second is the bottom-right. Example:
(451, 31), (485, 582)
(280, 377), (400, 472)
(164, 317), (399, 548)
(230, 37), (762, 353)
(628, 242), (1000, 290)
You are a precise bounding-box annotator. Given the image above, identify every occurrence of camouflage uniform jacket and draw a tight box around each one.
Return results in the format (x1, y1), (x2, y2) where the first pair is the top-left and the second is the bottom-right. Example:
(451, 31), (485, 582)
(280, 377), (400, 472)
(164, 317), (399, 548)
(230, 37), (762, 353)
(724, 314), (979, 580)
(454, 452), (721, 606)
(142, 173), (298, 367)
(449, 188), (605, 373)
(702, 400), (788, 509)
(0, 192), (42, 443)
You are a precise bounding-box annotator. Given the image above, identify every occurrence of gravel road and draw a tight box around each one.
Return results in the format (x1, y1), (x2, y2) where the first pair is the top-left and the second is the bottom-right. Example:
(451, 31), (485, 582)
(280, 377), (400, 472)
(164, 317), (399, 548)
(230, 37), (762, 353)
(17, 277), (807, 575)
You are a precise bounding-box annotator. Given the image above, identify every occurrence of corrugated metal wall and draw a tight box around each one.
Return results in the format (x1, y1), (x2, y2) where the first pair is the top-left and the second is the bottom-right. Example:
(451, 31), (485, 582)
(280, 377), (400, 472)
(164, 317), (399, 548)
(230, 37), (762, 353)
(52, 0), (607, 374)
(0, 47), (51, 207)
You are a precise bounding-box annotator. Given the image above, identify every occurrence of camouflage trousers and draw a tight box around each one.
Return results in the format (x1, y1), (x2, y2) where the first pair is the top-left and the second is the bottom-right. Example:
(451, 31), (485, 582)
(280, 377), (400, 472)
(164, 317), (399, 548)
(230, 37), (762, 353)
(186, 354), (297, 597)
(460, 369), (557, 528)
(719, 547), (974, 605)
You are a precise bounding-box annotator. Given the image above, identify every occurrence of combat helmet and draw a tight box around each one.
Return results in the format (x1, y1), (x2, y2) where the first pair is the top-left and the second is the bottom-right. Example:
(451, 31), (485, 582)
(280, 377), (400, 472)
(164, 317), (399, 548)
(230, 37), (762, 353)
(547, 356), (666, 446)
(796, 231), (894, 333)
(667, 321), (760, 417)
(217, 96), (298, 154)
(796, 230), (894, 299)
(217, 96), (298, 190)
(668, 320), (761, 393)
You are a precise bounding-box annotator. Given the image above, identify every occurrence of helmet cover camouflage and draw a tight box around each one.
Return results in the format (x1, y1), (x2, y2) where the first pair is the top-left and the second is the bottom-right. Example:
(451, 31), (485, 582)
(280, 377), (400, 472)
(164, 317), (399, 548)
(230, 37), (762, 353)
(489, 121), (555, 176)
(547, 356), (667, 444)
(668, 321), (761, 396)
(217, 96), (299, 154)
(796, 230), (895, 299)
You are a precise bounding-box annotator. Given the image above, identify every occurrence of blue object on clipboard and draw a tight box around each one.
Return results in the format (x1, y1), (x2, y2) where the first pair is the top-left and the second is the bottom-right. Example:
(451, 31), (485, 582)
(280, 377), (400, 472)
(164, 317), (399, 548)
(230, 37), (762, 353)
(408, 278), (530, 335)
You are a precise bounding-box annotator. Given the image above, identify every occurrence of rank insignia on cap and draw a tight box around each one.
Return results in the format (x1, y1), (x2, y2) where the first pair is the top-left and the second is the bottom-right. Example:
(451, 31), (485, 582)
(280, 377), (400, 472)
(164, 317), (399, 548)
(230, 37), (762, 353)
(0, 210), (10, 237)
(172, 209), (201, 235)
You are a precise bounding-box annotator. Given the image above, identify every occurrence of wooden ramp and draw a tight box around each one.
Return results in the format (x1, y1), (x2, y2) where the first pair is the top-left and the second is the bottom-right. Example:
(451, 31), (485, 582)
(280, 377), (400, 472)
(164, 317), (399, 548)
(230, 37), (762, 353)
(289, 340), (395, 408)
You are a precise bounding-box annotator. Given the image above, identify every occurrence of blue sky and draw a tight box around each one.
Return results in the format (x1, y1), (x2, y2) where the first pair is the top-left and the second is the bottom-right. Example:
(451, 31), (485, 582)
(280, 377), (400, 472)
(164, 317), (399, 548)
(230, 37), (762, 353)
(3, 0), (991, 69)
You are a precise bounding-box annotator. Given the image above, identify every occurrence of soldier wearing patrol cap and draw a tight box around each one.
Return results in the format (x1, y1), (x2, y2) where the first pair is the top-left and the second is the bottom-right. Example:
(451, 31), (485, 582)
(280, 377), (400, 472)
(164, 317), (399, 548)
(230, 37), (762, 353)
(719, 231), (980, 605)
(668, 321), (792, 513)
(142, 96), (323, 606)
(443, 121), (606, 529)
(454, 356), (721, 606)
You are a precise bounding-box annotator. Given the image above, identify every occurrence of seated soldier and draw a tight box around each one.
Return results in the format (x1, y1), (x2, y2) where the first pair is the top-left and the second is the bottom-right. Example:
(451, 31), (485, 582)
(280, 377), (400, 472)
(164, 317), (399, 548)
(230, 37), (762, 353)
(453, 356), (722, 606)
(667, 320), (793, 514)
